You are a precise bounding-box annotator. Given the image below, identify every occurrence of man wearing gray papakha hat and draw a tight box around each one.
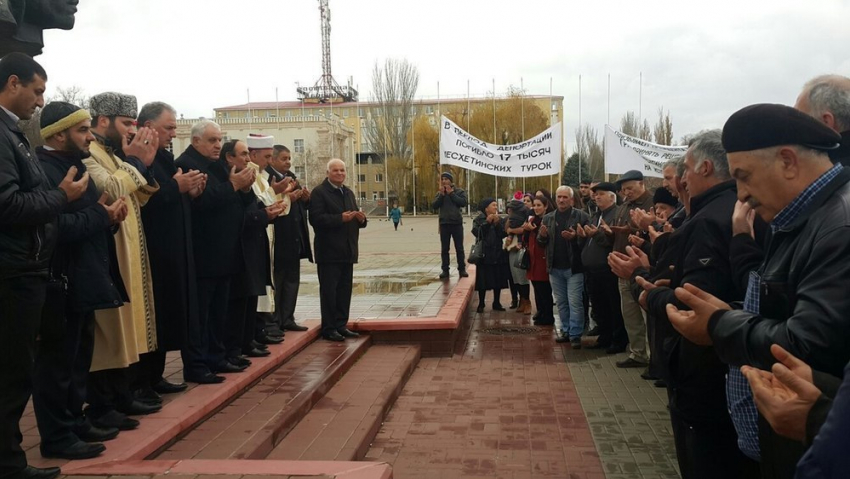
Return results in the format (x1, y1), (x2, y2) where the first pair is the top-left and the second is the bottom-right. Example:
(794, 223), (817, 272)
(81, 92), (164, 430)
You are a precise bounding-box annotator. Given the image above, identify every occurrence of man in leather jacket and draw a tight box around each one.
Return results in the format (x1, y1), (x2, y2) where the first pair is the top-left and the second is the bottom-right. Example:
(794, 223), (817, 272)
(668, 104), (849, 479)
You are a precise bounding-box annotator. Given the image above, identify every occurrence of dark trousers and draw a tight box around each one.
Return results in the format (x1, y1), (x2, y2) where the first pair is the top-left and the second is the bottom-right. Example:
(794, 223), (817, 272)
(131, 350), (167, 392)
(0, 273), (47, 476)
(316, 262), (353, 336)
(32, 309), (95, 450)
(86, 367), (132, 418)
(670, 407), (760, 479)
(225, 295), (258, 360)
(183, 276), (231, 376)
(758, 414), (805, 479)
(274, 260), (301, 328)
(530, 280), (555, 322)
(477, 289), (503, 307)
(439, 223), (465, 272)
(586, 269), (627, 347)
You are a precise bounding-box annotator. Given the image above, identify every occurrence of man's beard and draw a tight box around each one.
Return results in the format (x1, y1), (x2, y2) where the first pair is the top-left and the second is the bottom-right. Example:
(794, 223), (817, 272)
(104, 124), (124, 150)
(64, 137), (91, 158)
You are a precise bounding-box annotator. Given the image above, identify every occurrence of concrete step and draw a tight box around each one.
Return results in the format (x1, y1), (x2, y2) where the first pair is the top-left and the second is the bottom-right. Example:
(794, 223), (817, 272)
(153, 335), (372, 460)
(266, 344), (421, 461)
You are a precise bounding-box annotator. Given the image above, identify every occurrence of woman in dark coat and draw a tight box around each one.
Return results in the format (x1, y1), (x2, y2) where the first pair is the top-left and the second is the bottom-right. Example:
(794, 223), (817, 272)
(471, 198), (510, 313)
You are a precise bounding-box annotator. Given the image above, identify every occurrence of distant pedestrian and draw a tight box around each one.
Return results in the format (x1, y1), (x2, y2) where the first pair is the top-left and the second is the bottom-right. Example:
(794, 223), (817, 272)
(432, 171), (468, 279)
(389, 202), (402, 231)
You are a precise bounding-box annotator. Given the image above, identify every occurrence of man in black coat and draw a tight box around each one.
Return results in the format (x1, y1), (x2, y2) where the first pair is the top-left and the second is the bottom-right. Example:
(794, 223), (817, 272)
(175, 122), (256, 383)
(668, 104), (850, 479)
(617, 130), (760, 478)
(267, 145), (312, 333)
(134, 102), (205, 399)
(33, 102), (129, 460)
(309, 158), (366, 341)
(0, 53), (86, 479)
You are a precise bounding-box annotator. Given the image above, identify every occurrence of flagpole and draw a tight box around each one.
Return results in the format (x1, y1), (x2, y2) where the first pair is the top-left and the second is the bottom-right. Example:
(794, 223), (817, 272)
(607, 73), (611, 126)
(356, 83), (362, 204)
(639, 71), (643, 128)
(275, 87), (280, 129)
(550, 77), (555, 190)
(578, 74), (582, 183)
(467, 79), (471, 216)
(247, 88), (252, 131)
(521, 77), (526, 194)
(412, 114), (417, 216)
(492, 78), (497, 200)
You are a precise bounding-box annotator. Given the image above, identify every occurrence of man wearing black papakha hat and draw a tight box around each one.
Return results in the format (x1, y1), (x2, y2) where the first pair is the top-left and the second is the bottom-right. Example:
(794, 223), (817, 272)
(31, 102), (130, 460)
(432, 171), (469, 279)
(666, 103), (850, 479)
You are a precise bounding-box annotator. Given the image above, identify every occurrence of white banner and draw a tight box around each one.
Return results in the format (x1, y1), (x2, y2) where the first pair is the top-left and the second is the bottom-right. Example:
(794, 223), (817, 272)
(604, 125), (687, 178)
(439, 116), (561, 178)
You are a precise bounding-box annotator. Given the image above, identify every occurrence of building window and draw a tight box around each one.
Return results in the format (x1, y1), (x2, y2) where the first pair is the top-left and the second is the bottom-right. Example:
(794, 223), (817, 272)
(372, 192), (378, 200)
(378, 191), (385, 199)
(426, 105), (434, 114)
(293, 165), (305, 178)
(358, 174), (366, 182)
(551, 101), (558, 111)
(343, 109), (349, 118)
(294, 139), (305, 153)
(359, 192), (366, 200)
(358, 107), (364, 118)
(267, 111), (276, 118)
(285, 110), (292, 118)
(375, 173), (383, 183)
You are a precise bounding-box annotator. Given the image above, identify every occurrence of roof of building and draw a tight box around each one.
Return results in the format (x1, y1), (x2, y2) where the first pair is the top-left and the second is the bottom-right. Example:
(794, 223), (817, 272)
(215, 95), (564, 111)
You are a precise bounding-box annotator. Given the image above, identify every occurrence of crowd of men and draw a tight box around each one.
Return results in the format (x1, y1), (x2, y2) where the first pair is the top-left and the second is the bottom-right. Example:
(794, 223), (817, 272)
(2, 47), (850, 479)
(0, 53), (366, 479)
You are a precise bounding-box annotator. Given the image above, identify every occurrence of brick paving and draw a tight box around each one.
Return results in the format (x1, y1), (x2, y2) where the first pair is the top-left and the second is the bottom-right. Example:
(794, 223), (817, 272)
(20, 216), (679, 478)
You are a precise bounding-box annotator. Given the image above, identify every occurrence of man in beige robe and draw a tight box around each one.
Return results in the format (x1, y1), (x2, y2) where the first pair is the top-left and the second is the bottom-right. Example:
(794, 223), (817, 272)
(81, 92), (161, 430)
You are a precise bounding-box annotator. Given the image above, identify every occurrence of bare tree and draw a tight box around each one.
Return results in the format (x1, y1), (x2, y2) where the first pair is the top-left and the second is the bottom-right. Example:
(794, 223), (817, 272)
(653, 107), (673, 145)
(573, 124), (605, 182)
(620, 111), (652, 141)
(49, 85), (90, 109)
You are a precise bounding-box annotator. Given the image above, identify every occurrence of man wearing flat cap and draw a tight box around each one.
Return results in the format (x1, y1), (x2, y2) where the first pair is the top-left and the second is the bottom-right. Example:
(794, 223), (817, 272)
(83, 91), (163, 429)
(667, 104), (850, 478)
(578, 182), (627, 353)
(607, 169), (654, 369)
(32, 101), (130, 460)
(432, 171), (468, 279)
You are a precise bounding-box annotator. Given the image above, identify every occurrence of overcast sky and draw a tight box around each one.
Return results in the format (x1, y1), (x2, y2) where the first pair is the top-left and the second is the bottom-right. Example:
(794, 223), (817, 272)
(37, 0), (850, 152)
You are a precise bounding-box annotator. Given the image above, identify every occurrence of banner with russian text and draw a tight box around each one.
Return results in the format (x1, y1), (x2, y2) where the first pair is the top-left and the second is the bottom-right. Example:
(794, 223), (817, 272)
(604, 125), (687, 178)
(439, 116), (561, 177)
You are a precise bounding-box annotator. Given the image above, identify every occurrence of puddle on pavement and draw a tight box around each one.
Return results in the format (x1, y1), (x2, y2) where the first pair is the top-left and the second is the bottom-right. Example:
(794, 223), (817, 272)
(299, 270), (441, 295)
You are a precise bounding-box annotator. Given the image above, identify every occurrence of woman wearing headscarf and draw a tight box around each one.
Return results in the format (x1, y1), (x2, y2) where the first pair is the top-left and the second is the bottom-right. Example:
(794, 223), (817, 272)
(471, 198), (510, 313)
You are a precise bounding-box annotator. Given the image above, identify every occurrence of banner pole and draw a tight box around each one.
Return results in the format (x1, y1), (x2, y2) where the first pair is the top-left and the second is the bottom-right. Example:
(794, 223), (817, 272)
(551, 77), (556, 190)
(579, 74), (582, 184)
(493, 78), (497, 201)
(521, 77), (526, 194)
(467, 79), (472, 216)
(412, 114), (416, 216)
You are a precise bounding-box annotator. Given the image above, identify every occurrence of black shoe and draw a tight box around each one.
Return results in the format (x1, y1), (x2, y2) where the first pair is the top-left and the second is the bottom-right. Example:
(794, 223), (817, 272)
(555, 336), (570, 343)
(185, 372), (225, 384)
(256, 334), (284, 345)
(338, 328), (360, 338)
(250, 340), (269, 351)
(214, 361), (247, 373)
(640, 368), (660, 381)
(153, 379), (188, 394)
(605, 344), (627, 354)
(323, 331), (345, 342)
(229, 356), (251, 368)
(41, 440), (105, 460)
(476, 304), (485, 313)
(534, 318), (555, 326)
(243, 347), (270, 357)
(509, 299), (518, 309)
(117, 400), (162, 416)
(264, 328), (285, 338)
(439, 271), (450, 279)
(616, 358), (649, 369)
(10, 466), (61, 479)
(282, 322), (308, 332)
(458, 270), (469, 278)
(586, 327), (600, 336)
(134, 387), (162, 406)
(492, 303), (506, 311)
(75, 424), (119, 442)
(571, 338), (582, 349)
(90, 410), (139, 431)
(654, 379), (668, 388)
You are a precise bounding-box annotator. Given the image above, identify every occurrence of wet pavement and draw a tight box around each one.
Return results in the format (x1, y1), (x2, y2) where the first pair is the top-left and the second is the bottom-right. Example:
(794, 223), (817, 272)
(20, 216), (679, 478)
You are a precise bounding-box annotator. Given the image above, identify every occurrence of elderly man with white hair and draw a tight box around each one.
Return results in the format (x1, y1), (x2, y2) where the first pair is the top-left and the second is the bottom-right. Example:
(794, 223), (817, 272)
(309, 158), (366, 342)
(795, 74), (850, 166)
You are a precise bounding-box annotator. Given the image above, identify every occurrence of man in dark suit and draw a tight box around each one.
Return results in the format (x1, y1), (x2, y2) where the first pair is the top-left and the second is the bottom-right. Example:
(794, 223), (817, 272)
(0, 53), (86, 479)
(309, 158), (366, 341)
(267, 145), (312, 333)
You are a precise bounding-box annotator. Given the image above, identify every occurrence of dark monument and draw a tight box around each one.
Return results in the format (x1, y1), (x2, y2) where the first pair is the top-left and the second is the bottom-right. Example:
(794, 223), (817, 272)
(0, 0), (79, 56)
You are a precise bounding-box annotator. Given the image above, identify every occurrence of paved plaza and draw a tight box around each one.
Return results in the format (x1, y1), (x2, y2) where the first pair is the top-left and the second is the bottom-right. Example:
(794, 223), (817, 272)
(22, 215), (679, 478)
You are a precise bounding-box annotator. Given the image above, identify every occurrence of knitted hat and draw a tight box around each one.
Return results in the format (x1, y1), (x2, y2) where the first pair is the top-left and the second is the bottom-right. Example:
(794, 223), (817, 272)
(478, 197), (496, 213)
(40, 101), (91, 140)
(441, 171), (454, 181)
(653, 186), (678, 207)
